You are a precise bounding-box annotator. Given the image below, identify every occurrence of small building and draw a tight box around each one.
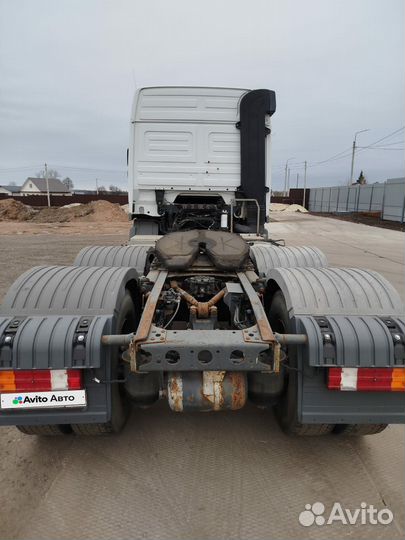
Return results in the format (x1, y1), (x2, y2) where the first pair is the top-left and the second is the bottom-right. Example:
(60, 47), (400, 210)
(20, 177), (71, 196)
(0, 185), (22, 195)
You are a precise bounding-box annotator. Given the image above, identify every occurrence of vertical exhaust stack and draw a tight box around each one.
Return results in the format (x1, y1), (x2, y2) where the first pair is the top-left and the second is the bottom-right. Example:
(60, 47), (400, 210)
(239, 89), (276, 232)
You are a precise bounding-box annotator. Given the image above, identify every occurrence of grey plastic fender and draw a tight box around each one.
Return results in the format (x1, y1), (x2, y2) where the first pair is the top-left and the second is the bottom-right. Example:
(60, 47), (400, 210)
(267, 266), (405, 368)
(267, 267), (405, 424)
(267, 267), (403, 317)
(250, 244), (327, 278)
(0, 265), (138, 370)
(74, 245), (153, 276)
(0, 265), (138, 316)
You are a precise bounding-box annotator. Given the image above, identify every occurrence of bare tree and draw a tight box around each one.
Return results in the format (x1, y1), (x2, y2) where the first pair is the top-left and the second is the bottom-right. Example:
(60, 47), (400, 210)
(109, 184), (123, 193)
(357, 170), (367, 185)
(97, 185), (107, 193)
(62, 177), (74, 190)
(9, 181), (16, 186)
(36, 168), (60, 179)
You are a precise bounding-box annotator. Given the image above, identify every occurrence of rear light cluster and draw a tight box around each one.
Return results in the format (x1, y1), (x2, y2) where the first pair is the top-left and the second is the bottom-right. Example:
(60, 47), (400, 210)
(0, 369), (83, 393)
(328, 367), (405, 392)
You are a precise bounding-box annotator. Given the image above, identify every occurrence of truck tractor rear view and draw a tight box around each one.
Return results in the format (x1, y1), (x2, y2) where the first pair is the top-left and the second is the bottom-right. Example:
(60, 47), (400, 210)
(1, 87), (404, 436)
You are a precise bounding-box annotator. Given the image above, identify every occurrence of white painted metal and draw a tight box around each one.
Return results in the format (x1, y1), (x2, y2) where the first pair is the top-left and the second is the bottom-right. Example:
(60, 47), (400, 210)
(340, 368), (358, 391)
(50, 370), (68, 390)
(128, 87), (273, 218)
(0, 390), (87, 409)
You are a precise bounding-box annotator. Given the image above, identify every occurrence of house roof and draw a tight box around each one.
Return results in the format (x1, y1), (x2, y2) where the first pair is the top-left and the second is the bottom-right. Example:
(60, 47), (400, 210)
(0, 185), (21, 193)
(23, 177), (70, 193)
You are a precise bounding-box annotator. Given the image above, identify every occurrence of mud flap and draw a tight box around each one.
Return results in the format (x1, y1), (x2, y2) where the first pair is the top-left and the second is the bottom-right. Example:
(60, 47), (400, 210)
(267, 267), (405, 424)
(0, 265), (138, 427)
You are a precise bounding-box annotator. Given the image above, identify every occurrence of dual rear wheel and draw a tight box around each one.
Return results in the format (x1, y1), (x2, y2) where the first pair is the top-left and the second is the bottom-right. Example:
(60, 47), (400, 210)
(16, 291), (135, 437)
(268, 291), (387, 437)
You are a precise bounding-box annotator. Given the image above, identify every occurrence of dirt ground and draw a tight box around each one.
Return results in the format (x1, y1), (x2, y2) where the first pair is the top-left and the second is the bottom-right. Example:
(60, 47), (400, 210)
(311, 211), (404, 231)
(0, 214), (404, 540)
(0, 199), (128, 226)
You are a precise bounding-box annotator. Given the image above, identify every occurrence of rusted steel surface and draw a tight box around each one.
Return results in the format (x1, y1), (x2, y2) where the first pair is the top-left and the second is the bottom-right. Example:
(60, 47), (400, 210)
(101, 333), (133, 346)
(130, 270), (168, 371)
(202, 371), (226, 411)
(167, 371), (247, 412)
(171, 281), (225, 319)
(237, 271), (275, 343)
(228, 372), (247, 410)
(273, 342), (281, 373)
(167, 373), (183, 412)
(170, 281), (198, 307)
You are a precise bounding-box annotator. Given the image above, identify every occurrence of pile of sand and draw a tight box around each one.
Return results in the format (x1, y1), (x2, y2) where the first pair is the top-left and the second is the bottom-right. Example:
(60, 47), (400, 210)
(0, 199), (128, 223)
(31, 200), (128, 223)
(270, 202), (308, 213)
(0, 199), (36, 221)
(61, 202), (83, 209)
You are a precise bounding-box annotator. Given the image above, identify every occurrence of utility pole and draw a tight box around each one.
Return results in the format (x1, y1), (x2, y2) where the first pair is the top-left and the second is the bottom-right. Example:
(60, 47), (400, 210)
(96, 178), (99, 195)
(302, 160), (307, 208)
(284, 157), (295, 195)
(287, 168), (291, 193)
(349, 129), (369, 185)
(284, 164), (288, 195)
(44, 162), (50, 207)
(296, 173), (299, 188)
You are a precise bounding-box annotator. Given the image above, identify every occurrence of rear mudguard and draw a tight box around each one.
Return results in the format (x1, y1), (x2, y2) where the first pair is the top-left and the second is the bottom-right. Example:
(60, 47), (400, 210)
(0, 265), (138, 426)
(266, 267), (405, 424)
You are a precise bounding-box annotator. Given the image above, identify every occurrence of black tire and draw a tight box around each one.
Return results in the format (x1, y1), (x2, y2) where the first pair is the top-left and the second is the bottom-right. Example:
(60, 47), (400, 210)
(334, 423), (388, 436)
(16, 424), (72, 436)
(71, 291), (136, 435)
(269, 291), (335, 436)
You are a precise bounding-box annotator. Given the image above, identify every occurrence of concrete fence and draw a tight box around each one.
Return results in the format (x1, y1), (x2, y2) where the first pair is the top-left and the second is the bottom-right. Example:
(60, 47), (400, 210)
(308, 178), (405, 223)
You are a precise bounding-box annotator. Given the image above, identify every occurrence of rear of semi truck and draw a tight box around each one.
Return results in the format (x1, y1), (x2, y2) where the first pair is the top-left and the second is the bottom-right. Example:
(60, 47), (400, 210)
(0, 86), (404, 436)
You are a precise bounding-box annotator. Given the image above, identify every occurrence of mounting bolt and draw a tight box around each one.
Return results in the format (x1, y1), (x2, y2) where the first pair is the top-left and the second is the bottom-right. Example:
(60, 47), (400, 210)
(323, 333), (331, 342)
(77, 334), (86, 343)
(4, 336), (12, 344)
(393, 334), (402, 342)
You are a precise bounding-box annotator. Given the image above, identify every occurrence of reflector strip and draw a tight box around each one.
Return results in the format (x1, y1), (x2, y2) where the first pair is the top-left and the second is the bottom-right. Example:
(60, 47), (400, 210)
(328, 367), (405, 392)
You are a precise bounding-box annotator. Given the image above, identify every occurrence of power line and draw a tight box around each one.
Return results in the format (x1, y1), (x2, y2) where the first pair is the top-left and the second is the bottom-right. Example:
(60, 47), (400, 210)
(0, 164), (43, 172)
(358, 146), (404, 151)
(367, 140), (403, 147)
(273, 126), (405, 174)
(355, 127), (405, 155)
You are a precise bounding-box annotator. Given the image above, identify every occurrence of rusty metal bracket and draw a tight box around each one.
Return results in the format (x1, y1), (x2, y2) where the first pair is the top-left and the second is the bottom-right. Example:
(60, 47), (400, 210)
(237, 271), (275, 344)
(129, 270), (168, 371)
(170, 280), (225, 319)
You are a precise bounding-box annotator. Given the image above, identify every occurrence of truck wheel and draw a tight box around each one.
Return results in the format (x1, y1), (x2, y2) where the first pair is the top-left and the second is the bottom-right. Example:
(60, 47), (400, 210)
(334, 424), (388, 436)
(16, 424), (72, 436)
(71, 291), (135, 435)
(269, 291), (335, 436)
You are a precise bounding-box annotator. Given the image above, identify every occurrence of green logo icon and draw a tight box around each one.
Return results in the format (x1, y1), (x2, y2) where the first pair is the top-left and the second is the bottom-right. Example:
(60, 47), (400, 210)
(12, 396), (23, 405)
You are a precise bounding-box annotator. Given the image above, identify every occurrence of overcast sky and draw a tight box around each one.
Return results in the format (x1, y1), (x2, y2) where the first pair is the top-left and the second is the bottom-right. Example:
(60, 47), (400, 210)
(0, 0), (403, 191)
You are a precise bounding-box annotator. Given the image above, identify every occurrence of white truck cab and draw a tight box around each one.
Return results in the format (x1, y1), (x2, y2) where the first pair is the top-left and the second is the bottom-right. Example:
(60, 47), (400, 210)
(128, 86), (276, 235)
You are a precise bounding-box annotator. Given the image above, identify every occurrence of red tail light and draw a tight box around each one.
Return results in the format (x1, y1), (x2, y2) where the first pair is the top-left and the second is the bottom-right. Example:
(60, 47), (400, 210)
(14, 370), (52, 392)
(67, 369), (83, 390)
(328, 367), (405, 392)
(0, 369), (83, 392)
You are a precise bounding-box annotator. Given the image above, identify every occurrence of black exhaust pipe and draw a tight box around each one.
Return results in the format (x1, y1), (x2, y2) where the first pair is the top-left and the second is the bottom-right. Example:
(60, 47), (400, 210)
(238, 89), (276, 232)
